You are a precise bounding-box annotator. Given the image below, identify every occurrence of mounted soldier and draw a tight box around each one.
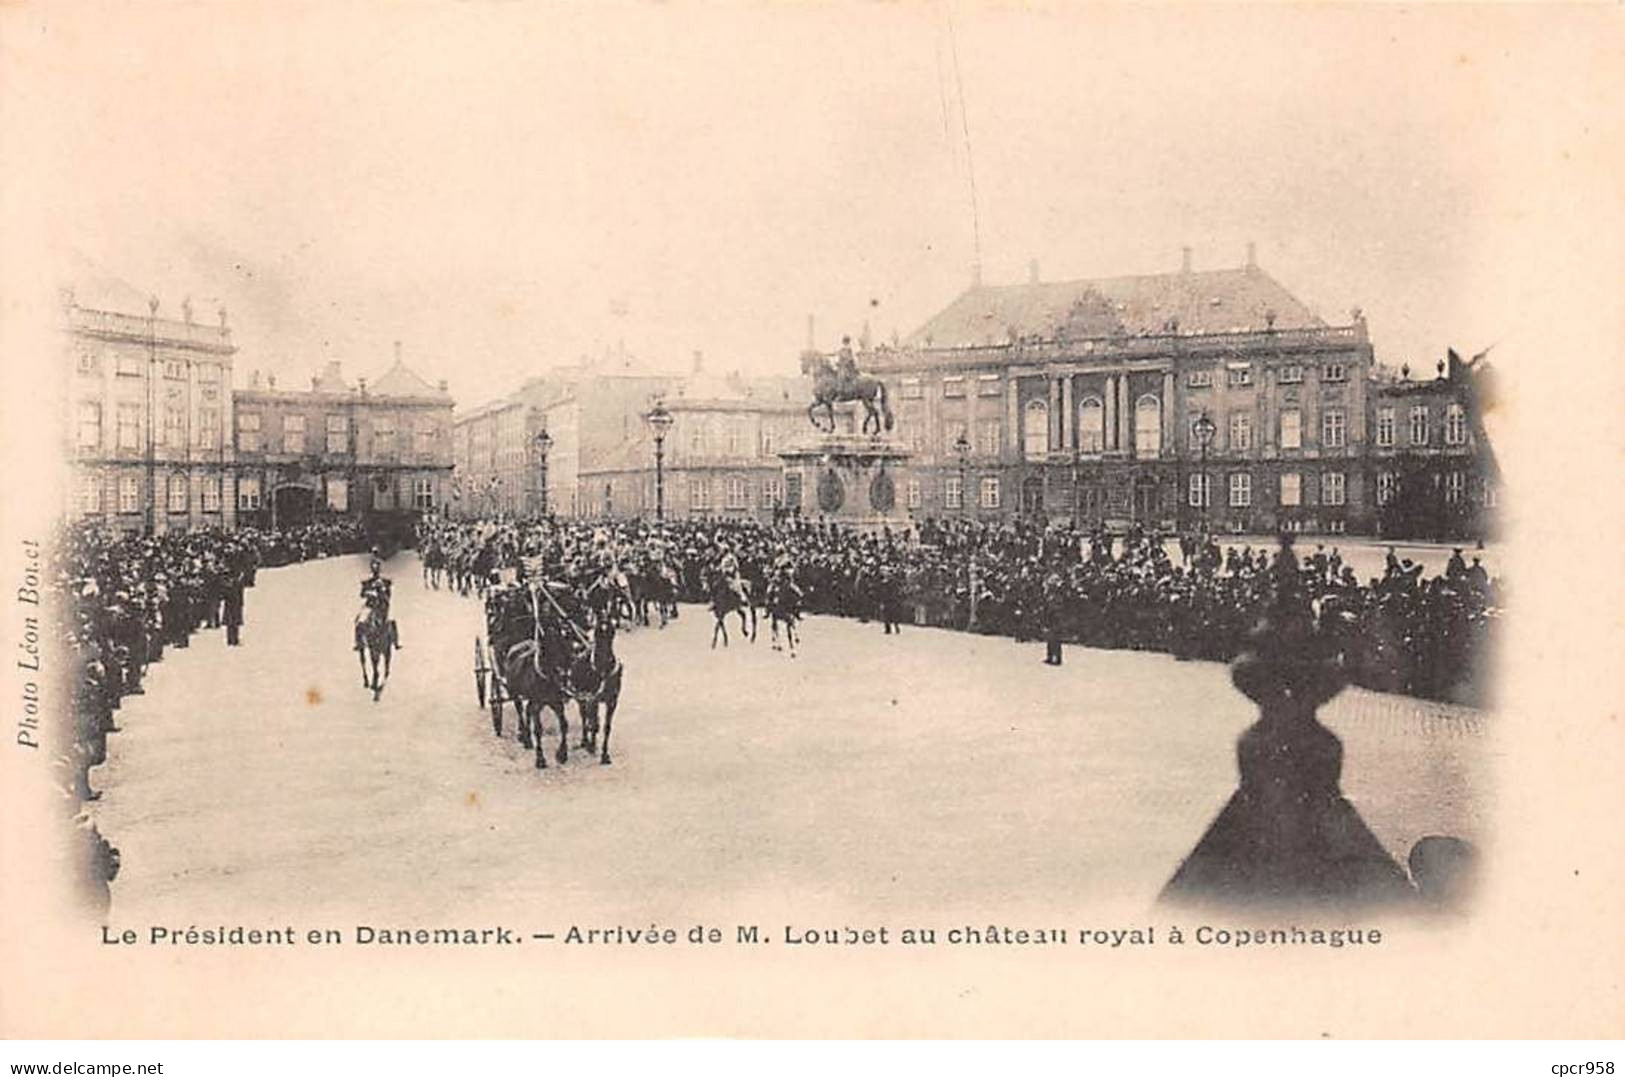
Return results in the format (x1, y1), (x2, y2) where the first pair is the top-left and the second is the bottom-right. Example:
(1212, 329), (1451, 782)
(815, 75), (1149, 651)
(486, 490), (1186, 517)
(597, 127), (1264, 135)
(356, 557), (401, 651)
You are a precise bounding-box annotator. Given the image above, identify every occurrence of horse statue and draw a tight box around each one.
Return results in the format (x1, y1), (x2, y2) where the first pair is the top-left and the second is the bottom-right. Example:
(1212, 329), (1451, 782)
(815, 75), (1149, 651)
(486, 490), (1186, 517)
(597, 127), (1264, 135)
(801, 348), (894, 436)
(354, 591), (397, 700)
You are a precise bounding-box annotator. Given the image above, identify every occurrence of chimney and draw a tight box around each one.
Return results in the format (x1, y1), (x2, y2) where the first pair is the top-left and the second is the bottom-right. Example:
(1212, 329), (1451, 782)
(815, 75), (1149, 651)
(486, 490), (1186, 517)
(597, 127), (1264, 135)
(1181, 246), (1193, 274)
(268, 373), (277, 389)
(692, 349), (704, 374)
(1246, 241), (1257, 269)
(437, 379), (448, 392)
(358, 377), (368, 396)
(251, 369), (262, 389)
(181, 296), (194, 324)
(1028, 258), (1040, 284)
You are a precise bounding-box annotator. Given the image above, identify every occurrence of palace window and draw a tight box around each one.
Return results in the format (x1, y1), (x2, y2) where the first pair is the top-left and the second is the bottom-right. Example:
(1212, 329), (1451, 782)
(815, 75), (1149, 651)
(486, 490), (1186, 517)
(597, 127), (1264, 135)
(1134, 395), (1161, 457)
(942, 376), (966, 399)
(1229, 472), (1252, 508)
(1322, 408), (1346, 449)
(118, 475), (140, 514)
(726, 423), (743, 456)
(1188, 472), (1211, 508)
(761, 476), (782, 507)
(690, 477), (711, 511)
(198, 364), (218, 382)
(118, 404), (142, 450)
(197, 407), (220, 445)
(726, 475), (749, 510)
(1023, 399), (1050, 460)
(416, 422), (435, 459)
(413, 477), (435, 510)
(1323, 471), (1346, 506)
(901, 377), (923, 400)
(1322, 362), (1348, 383)
(1279, 408), (1302, 450)
(906, 478), (921, 509)
(1228, 412), (1252, 452)
(327, 476), (349, 511)
(1186, 369), (1213, 388)
(1376, 407), (1395, 447)
(236, 412), (261, 452)
(1445, 403), (1467, 446)
(374, 418), (396, 454)
(979, 476), (1001, 510)
(164, 359), (186, 380)
(689, 423), (708, 456)
(115, 350), (142, 377)
(760, 425), (776, 456)
(944, 475), (963, 510)
(76, 348), (99, 376)
(1227, 365), (1253, 387)
(201, 476), (220, 512)
(1377, 471), (1396, 506)
(977, 374), (1001, 397)
(1077, 396), (1104, 453)
(283, 414), (306, 454)
(326, 414), (348, 454)
(1409, 405), (1429, 446)
(944, 420), (968, 457)
(1278, 364), (1304, 384)
(165, 405), (186, 449)
(1444, 470), (1465, 504)
(1281, 472), (1302, 507)
(77, 402), (101, 448)
(238, 475), (261, 511)
(78, 473), (102, 514)
(977, 420), (1000, 457)
(168, 473), (188, 513)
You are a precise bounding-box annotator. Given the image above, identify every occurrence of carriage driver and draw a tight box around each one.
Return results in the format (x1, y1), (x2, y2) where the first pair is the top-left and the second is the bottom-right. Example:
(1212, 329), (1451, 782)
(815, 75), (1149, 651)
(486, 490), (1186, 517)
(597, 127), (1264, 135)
(355, 557), (402, 650)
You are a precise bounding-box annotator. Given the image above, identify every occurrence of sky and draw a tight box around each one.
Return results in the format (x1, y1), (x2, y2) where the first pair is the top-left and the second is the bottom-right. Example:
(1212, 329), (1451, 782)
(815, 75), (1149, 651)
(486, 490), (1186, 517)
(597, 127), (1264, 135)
(10, 2), (1620, 406)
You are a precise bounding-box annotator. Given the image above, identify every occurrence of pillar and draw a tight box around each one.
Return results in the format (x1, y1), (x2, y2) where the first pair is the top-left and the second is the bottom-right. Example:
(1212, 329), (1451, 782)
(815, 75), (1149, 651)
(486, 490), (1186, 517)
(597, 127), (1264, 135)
(1161, 371), (1176, 453)
(1117, 374), (1131, 451)
(1048, 375), (1062, 452)
(1006, 379), (1019, 462)
(1061, 375), (1074, 450)
(1103, 376), (1117, 452)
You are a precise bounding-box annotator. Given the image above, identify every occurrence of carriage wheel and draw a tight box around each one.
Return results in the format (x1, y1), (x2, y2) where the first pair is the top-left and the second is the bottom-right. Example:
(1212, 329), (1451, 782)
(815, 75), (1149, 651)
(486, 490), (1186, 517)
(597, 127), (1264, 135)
(473, 637), (489, 708)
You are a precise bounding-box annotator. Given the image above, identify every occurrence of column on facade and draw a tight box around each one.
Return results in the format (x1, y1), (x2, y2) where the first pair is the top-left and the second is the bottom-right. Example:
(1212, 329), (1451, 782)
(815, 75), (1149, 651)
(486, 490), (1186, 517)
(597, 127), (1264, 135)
(1005, 378), (1019, 462)
(1061, 374), (1074, 450)
(1161, 371), (1175, 453)
(1118, 375), (1131, 451)
(1048, 375), (1062, 453)
(1103, 375), (1117, 452)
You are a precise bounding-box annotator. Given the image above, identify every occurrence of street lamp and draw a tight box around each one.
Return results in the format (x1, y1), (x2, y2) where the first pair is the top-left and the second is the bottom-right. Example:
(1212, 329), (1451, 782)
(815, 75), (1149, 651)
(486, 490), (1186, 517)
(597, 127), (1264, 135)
(952, 429), (971, 516)
(645, 399), (673, 522)
(1192, 411), (1216, 535)
(533, 428), (553, 518)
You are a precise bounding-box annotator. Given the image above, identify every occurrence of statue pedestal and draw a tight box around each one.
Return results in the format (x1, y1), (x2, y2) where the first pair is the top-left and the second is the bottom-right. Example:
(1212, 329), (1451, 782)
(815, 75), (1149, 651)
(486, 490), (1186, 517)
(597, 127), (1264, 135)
(780, 434), (913, 532)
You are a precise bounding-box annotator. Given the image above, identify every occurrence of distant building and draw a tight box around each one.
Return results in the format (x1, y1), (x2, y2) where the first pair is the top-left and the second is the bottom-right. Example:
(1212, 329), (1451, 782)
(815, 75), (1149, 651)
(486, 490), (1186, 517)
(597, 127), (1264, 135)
(231, 348), (454, 529)
(853, 247), (1377, 534)
(579, 366), (806, 521)
(1367, 351), (1499, 541)
(63, 292), (239, 534)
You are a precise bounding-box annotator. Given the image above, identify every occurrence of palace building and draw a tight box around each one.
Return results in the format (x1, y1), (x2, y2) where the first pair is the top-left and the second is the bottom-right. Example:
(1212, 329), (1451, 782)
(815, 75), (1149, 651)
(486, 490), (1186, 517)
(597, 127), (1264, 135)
(63, 292), (240, 534)
(231, 349), (454, 529)
(846, 248), (1379, 534)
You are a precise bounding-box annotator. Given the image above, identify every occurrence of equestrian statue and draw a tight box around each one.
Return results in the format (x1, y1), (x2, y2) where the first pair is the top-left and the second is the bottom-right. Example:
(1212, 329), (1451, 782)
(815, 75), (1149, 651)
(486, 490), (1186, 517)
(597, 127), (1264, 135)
(801, 335), (894, 436)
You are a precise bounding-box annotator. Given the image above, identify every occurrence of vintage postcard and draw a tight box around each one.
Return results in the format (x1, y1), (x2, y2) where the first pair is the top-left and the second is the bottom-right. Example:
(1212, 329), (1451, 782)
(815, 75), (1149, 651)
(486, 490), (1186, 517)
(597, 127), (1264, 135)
(1, 0), (1621, 1041)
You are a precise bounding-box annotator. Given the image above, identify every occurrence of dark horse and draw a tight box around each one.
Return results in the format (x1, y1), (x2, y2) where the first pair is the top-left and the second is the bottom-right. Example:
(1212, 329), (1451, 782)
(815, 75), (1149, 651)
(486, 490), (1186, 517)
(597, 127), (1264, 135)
(800, 352), (894, 435)
(500, 616), (624, 769)
(765, 576), (803, 656)
(708, 572), (756, 648)
(354, 601), (396, 701)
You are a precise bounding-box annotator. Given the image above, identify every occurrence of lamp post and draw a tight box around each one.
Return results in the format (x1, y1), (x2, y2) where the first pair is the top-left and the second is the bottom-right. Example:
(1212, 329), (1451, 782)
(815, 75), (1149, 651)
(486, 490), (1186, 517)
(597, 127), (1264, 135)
(645, 399), (673, 522)
(533, 428), (553, 518)
(952, 429), (971, 516)
(1192, 411), (1216, 536)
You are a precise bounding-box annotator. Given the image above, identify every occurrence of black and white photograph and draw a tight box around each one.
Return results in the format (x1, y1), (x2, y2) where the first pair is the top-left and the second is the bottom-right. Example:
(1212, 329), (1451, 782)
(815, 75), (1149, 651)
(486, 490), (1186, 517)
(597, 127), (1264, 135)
(1, 0), (1621, 1049)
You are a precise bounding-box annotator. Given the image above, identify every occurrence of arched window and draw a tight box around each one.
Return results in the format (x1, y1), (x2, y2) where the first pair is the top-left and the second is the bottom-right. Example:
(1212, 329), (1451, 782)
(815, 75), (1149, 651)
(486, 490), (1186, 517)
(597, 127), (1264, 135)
(1078, 396), (1104, 453)
(1134, 395), (1161, 456)
(1023, 399), (1050, 459)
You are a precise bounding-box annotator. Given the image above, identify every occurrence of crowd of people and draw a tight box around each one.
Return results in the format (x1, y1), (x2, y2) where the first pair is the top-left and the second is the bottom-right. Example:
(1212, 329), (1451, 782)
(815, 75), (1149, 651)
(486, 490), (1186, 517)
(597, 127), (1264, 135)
(50, 518), (369, 913)
(417, 513), (1503, 706)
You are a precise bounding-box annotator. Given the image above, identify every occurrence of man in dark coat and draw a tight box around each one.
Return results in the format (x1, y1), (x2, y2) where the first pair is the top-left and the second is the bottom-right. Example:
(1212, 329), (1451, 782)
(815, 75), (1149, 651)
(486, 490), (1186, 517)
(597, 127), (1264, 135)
(223, 570), (246, 646)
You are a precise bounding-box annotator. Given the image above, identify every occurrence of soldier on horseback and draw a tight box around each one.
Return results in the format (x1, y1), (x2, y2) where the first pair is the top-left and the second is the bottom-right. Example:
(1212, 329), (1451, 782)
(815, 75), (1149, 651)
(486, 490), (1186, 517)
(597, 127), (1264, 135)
(355, 557), (401, 651)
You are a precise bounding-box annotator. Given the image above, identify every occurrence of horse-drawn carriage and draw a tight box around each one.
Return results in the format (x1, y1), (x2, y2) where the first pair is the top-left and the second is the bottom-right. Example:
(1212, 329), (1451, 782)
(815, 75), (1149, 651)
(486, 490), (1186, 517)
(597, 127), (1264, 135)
(472, 571), (624, 769)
